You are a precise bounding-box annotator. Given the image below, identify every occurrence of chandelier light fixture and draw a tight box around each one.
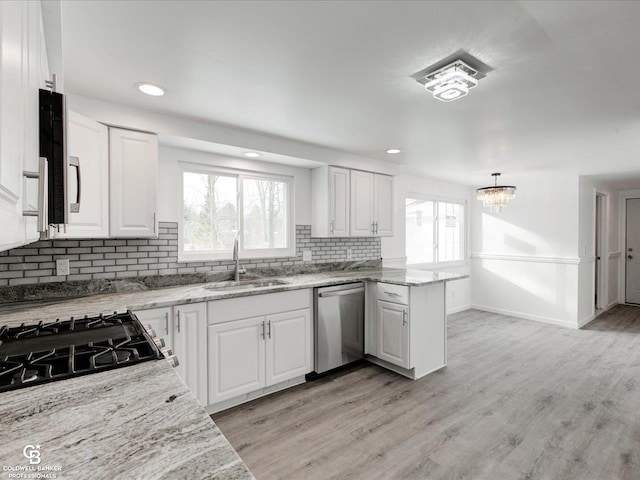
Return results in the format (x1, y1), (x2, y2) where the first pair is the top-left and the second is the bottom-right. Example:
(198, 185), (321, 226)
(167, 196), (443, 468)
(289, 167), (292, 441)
(421, 60), (480, 102)
(476, 173), (516, 213)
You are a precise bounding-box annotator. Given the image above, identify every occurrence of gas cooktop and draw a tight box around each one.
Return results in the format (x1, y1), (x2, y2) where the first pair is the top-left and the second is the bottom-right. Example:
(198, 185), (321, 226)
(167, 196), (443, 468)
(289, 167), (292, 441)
(0, 311), (165, 393)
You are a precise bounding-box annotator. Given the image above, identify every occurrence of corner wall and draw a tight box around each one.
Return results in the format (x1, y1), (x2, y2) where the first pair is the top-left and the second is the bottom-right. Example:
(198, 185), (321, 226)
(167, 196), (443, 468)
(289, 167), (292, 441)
(470, 175), (582, 328)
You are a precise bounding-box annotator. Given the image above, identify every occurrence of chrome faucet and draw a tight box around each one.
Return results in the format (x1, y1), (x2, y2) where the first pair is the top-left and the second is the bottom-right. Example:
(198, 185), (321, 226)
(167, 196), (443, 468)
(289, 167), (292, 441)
(232, 231), (246, 283)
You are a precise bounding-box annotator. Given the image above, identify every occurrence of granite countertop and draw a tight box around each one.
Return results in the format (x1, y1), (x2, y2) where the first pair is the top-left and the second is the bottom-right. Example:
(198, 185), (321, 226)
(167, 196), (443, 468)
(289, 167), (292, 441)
(0, 267), (466, 479)
(0, 359), (254, 480)
(0, 268), (468, 327)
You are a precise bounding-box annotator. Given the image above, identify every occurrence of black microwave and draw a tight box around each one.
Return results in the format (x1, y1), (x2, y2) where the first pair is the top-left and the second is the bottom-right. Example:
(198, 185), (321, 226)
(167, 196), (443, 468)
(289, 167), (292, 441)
(39, 88), (66, 225)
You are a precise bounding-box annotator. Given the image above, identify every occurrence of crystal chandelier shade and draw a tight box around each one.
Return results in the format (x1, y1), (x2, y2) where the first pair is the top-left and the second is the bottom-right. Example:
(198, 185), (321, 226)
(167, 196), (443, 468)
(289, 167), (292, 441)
(476, 173), (516, 213)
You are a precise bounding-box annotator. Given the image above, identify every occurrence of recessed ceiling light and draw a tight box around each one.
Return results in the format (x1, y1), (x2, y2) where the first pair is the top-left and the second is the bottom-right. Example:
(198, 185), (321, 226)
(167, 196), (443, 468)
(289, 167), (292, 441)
(386, 149), (402, 154)
(244, 152), (261, 158)
(136, 83), (166, 96)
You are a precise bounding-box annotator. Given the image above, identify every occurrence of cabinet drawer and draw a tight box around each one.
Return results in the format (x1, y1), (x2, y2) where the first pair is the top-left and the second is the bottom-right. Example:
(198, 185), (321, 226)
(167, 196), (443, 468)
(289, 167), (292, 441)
(208, 289), (312, 324)
(376, 283), (409, 305)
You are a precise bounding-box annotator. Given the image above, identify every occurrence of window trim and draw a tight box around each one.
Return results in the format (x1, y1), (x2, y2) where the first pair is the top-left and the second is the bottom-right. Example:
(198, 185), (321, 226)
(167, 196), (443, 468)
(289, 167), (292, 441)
(405, 192), (468, 268)
(178, 162), (296, 262)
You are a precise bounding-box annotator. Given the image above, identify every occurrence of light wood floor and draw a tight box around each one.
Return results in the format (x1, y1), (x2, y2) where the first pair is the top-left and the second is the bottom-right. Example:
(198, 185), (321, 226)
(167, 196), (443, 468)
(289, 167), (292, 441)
(212, 306), (640, 480)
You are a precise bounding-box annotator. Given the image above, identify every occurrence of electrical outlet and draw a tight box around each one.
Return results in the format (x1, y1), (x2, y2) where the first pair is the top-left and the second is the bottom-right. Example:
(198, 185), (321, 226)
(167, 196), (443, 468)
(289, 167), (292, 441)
(303, 250), (312, 262)
(56, 258), (70, 276)
(346, 249), (353, 260)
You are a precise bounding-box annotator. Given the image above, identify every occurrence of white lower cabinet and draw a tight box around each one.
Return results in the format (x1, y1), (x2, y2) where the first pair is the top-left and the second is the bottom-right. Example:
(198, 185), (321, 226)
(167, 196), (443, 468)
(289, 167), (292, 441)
(173, 303), (208, 406)
(376, 300), (410, 369)
(134, 302), (207, 406)
(208, 308), (312, 405)
(266, 309), (312, 385)
(208, 317), (266, 403)
(367, 282), (446, 380)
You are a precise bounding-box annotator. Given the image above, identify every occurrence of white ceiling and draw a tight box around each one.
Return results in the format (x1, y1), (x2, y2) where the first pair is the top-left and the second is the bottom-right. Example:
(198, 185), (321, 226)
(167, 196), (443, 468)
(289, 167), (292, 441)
(61, 0), (640, 186)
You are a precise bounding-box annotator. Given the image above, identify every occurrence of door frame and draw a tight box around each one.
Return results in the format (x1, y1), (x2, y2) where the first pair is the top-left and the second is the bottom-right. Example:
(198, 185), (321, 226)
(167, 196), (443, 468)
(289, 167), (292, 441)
(595, 192), (607, 310)
(618, 190), (640, 305)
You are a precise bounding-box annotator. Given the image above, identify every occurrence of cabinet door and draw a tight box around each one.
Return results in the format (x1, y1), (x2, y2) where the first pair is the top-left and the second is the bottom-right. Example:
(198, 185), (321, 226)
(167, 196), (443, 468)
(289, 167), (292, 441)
(265, 308), (311, 386)
(109, 127), (158, 238)
(55, 111), (109, 238)
(329, 167), (350, 237)
(173, 303), (208, 406)
(134, 307), (173, 350)
(208, 317), (266, 404)
(376, 300), (410, 368)
(374, 174), (394, 237)
(24, 1), (48, 243)
(0, 1), (29, 251)
(350, 170), (374, 236)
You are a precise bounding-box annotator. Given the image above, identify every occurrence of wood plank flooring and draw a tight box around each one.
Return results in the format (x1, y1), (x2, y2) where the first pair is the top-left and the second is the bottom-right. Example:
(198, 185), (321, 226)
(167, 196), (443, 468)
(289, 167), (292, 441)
(212, 306), (640, 480)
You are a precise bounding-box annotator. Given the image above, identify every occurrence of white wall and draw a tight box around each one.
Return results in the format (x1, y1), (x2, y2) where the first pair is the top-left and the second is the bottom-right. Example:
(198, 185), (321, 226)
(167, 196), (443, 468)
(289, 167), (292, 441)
(382, 172), (474, 314)
(470, 174), (583, 328)
(158, 145), (311, 225)
(67, 94), (399, 175)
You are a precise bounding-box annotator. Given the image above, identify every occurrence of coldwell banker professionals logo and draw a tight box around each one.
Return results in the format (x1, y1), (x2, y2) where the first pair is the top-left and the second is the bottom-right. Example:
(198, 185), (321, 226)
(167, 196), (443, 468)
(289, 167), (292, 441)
(2, 444), (62, 479)
(22, 445), (41, 465)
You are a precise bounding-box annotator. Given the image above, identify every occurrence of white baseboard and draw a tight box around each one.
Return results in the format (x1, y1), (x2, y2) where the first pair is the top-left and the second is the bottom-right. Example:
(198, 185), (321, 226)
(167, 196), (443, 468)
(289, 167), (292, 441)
(447, 304), (471, 314)
(471, 304), (578, 329)
(578, 314), (596, 328)
(606, 300), (619, 310)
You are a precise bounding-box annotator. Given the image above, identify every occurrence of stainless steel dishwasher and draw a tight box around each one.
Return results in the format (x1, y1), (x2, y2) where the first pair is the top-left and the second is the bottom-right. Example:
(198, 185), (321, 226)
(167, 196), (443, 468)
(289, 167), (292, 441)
(314, 282), (365, 374)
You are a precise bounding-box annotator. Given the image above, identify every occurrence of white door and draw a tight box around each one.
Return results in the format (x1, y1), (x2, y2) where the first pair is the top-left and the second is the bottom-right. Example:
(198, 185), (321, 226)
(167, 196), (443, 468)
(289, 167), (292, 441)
(376, 300), (410, 369)
(329, 167), (350, 237)
(109, 127), (158, 238)
(0, 1), (29, 251)
(265, 309), (311, 386)
(57, 111), (109, 238)
(134, 307), (173, 350)
(374, 174), (394, 237)
(208, 317), (266, 404)
(173, 303), (208, 405)
(350, 170), (374, 236)
(626, 198), (640, 304)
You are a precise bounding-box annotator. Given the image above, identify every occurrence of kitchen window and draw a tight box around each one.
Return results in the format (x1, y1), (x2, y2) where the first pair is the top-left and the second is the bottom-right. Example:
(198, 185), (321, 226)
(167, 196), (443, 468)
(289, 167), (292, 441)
(179, 165), (295, 261)
(405, 196), (466, 266)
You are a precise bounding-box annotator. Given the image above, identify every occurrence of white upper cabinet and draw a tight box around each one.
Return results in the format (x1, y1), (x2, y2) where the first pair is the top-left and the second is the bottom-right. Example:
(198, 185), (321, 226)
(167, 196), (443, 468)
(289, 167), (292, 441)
(109, 127), (158, 238)
(0, 1), (52, 252)
(350, 170), (375, 236)
(56, 111), (109, 238)
(311, 166), (350, 237)
(373, 173), (394, 237)
(312, 165), (393, 238)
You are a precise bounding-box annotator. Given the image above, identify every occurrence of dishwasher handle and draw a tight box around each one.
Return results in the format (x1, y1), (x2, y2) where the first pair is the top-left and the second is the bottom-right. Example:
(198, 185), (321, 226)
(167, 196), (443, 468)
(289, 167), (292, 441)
(318, 287), (365, 298)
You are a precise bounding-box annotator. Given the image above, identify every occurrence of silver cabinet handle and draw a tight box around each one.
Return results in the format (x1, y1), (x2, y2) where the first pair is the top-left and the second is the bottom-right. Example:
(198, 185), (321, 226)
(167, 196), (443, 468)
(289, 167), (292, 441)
(23, 157), (48, 232)
(164, 312), (169, 335)
(628, 255), (633, 260)
(153, 212), (157, 234)
(330, 220), (334, 235)
(403, 310), (408, 326)
(176, 310), (181, 333)
(267, 320), (271, 339)
(383, 291), (400, 297)
(68, 156), (81, 213)
(261, 320), (266, 339)
(371, 222), (375, 234)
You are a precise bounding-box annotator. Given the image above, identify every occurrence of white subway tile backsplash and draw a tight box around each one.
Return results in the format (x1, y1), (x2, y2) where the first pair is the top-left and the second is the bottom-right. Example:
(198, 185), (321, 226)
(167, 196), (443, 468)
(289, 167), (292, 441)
(0, 223), (381, 286)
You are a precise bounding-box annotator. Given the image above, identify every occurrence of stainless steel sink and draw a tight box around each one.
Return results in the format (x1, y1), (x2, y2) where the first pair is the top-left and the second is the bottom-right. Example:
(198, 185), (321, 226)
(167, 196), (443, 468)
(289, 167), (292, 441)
(205, 279), (289, 291)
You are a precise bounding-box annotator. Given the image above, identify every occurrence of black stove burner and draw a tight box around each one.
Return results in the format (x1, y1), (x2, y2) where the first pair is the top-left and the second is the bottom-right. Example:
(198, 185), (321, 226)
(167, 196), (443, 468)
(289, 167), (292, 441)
(0, 311), (162, 393)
